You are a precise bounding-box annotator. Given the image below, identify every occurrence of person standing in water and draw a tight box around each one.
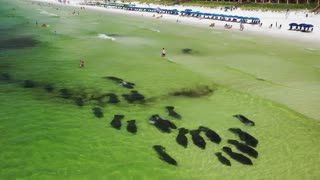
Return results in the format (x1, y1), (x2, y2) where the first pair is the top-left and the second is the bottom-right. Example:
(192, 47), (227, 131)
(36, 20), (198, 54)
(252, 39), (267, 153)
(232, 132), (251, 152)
(80, 60), (84, 68)
(162, 48), (166, 57)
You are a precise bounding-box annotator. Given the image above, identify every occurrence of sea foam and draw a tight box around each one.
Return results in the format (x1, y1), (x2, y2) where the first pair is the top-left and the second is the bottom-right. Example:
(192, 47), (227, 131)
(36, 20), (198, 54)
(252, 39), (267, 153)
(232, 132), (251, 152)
(39, 9), (58, 17)
(97, 34), (116, 41)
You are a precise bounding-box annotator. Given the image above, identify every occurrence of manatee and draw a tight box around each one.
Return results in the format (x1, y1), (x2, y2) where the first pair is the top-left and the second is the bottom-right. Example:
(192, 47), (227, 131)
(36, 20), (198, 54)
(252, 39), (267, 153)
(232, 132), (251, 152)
(121, 81), (135, 89)
(105, 76), (135, 89)
(190, 130), (206, 149)
(23, 80), (35, 88)
(92, 107), (103, 118)
(127, 120), (137, 134)
(44, 84), (54, 92)
(198, 126), (221, 144)
(165, 106), (181, 119)
(110, 114), (124, 129)
(122, 90), (145, 103)
(149, 114), (177, 133)
(153, 145), (177, 166)
(222, 146), (253, 165)
(106, 93), (120, 103)
(233, 114), (255, 126)
(75, 98), (84, 107)
(59, 88), (72, 99)
(215, 152), (231, 166)
(229, 128), (258, 147)
(176, 128), (189, 148)
(105, 76), (123, 83)
(227, 140), (258, 158)
(0, 73), (11, 81)
(182, 48), (192, 54)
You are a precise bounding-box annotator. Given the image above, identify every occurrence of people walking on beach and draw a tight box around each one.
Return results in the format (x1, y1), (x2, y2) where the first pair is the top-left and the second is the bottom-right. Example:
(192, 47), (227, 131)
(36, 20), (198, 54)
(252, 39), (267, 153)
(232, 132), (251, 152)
(224, 24), (232, 29)
(80, 60), (84, 68)
(162, 48), (166, 57)
(240, 23), (244, 31)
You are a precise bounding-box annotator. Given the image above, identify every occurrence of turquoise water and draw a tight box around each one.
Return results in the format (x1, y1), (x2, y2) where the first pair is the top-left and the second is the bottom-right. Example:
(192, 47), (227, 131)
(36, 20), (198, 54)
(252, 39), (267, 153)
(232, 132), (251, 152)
(0, 1), (319, 179)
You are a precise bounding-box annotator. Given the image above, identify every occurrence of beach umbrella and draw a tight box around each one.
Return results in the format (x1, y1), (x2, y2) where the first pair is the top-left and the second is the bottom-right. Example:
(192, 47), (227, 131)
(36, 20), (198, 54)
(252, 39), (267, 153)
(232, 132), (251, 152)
(298, 23), (307, 26)
(288, 23), (298, 30)
(289, 23), (298, 26)
(298, 23), (307, 31)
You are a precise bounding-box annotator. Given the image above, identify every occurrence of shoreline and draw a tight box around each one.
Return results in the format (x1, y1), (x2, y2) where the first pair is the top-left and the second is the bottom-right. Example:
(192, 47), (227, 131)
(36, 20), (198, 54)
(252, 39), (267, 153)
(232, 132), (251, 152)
(32, 0), (320, 46)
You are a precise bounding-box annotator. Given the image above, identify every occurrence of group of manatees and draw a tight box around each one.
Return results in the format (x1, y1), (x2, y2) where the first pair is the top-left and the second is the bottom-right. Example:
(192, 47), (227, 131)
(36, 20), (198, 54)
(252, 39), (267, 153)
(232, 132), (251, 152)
(0, 73), (259, 167)
(151, 114), (258, 166)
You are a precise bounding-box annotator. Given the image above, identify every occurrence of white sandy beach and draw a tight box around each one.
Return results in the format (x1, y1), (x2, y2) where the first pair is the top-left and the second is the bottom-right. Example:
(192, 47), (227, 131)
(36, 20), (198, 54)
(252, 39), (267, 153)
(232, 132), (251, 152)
(34, 0), (320, 45)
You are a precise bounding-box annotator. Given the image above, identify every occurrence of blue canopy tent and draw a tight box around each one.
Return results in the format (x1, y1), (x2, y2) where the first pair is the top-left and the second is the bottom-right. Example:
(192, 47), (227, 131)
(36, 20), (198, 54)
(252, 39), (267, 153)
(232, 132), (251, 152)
(224, 6), (231, 11)
(214, 14), (226, 20)
(301, 24), (314, 32)
(180, 9), (193, 16)
(248, 17), (260, 24)
(297, 23), (307, 31)
(288, 23), (298, 30)
(202, 13), (213, 19)
(169, 9), (179, 15)
(191, 11), (202, 17)
(306, 24), (314, 32)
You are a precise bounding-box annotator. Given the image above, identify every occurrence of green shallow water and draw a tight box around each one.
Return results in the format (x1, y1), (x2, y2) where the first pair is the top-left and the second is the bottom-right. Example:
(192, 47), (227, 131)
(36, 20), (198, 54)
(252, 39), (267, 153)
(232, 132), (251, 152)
(0, 1), (320, 179)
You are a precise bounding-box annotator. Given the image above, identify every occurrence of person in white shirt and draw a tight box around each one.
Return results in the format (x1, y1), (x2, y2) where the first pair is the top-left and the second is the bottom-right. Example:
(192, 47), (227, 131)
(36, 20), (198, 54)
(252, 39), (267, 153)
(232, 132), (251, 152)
(162, 48), (166, 57)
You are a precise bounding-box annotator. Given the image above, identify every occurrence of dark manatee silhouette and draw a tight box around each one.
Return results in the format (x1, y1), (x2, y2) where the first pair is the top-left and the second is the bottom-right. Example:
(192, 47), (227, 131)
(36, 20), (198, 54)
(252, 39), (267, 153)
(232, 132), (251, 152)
(153, 145), (177, 166)
(122, 90), (145, 103)
(182, 48), (192, 54)
(89, 93), (119, 106)
(110, 115), (124, 129)
(75, 98), (84, 107)
(229, 128), (258, 147)
(105, 76), (135, 89)
(121, 81), (135, 89)
(149, 114), (177, 133)
(106, 93), (120, 103)
(233, 114), (255, 126)
(0, 37), (39, 49)
(127, 120), (137, 134)
(165, 106), (181, 119)
(92, 107), (103, 118)
(44, 84), (54, 92)
(215, 152), (231, 166)
(90, 93), (110, 106)
(59, 88), (72, 99)
(105, 76), (123, 83)
(190, 130), (206, 149)
(227, 140), (258, 158)
(222, 147), (253, 165)
(0, 73), (11, 81)
(107, 34), (122, 37)
(23, 80), (35, 88)
(176, 128), (189, 148)
(198, 126), (221, 144)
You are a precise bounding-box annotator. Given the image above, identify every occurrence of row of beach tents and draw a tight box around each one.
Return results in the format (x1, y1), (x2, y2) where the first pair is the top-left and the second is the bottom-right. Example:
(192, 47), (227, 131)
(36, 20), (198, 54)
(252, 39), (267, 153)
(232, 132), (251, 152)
(88, 2), (261, 24)
(289, 23), (314, 32)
